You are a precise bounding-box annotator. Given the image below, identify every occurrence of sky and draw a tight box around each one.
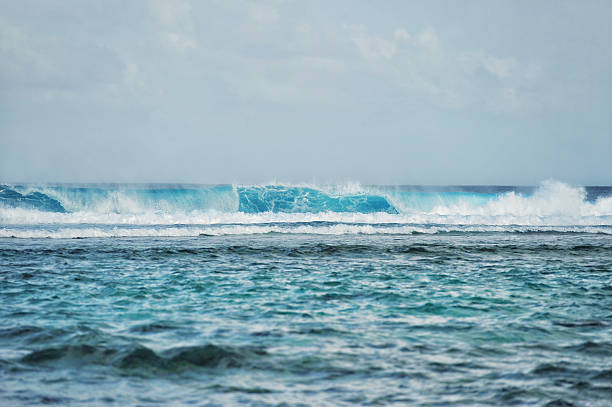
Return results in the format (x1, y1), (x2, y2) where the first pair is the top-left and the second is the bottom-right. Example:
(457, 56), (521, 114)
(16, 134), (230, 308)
(1, 0), (611, 185)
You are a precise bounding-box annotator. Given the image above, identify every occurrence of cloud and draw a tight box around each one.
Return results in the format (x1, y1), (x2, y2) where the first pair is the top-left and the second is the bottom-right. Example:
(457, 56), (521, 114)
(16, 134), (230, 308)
(0, 16), (128, 106)
(0, 21), (50, 84)
(0, 0), (598, 118)
(344, 25), (541, 112)
(347, 24), (397, 59)
(347, 25), (440, 60)
(0, 1), (545, 113)
(223, 55), (346, 105)
(149, 0), (197, 49)
(415, 27), (439, 50)
(393, 28), (410, 41)
(250, 4), (280, 24)
(480, 55), (518, 79)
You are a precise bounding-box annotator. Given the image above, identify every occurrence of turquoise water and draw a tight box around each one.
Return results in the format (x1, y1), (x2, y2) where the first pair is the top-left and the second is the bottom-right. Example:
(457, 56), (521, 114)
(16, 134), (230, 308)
(1, 183), (611, 406)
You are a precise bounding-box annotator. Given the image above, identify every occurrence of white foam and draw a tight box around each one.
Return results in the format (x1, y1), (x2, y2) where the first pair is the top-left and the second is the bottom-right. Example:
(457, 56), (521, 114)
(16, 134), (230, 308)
(423, 181), (612, 225)
(1, 182), (611, 237)
(1, 224), (609, 239)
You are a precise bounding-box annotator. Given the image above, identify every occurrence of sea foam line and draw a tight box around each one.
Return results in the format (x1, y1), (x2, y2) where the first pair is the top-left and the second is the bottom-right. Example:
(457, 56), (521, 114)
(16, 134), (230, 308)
(1, 224), (610, 239)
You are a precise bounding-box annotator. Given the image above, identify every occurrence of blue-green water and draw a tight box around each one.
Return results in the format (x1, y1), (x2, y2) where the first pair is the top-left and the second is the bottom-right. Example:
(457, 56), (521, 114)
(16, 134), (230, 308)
(1, 183), (611, 406)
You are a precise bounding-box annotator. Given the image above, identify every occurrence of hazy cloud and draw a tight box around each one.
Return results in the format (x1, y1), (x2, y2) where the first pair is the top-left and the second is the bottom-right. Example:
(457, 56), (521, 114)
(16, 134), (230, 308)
(344, 25), (541, 112)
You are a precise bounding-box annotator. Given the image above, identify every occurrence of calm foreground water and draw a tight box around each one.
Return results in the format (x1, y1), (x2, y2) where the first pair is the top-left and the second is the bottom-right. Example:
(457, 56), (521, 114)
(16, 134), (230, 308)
(1, 183), (611, 405)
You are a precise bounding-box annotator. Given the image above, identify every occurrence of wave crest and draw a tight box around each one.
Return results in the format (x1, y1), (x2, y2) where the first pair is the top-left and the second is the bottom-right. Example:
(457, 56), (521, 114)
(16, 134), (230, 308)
(430, 181), (611, 219)
(0, 185), (65, 213)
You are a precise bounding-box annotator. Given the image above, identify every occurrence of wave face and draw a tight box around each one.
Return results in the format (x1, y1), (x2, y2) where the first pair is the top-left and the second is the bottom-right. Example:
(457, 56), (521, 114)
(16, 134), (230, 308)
(237, 185), (398, 214)
(0, 185), (66, 213)
(0, 181), (611, 238)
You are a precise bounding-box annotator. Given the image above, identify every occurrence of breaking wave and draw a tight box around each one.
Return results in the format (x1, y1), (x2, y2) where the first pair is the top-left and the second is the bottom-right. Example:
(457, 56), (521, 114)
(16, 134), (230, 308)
(1, 181), (611, 238)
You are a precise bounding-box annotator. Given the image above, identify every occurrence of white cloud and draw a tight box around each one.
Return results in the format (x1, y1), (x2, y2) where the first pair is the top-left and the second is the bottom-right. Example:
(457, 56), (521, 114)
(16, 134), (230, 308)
(415, 27), (439, 50)
(347, 26), (440, 61)
(251, 4), (280, 23)
(344, 25), (541, 111)
(482, 56), (518, 79)
(223, 54), (346, 105)
(124, 62), (145, 92)
(394, 28), (410, 41)
(0, 20), (53, 83)
(149, 0), (197, 50)
(164, 31), (196, 49)
(0, 17), (128, 105)
(0, 2), (558, 116)
(150, 0), (192, 27)
(347, 24), (397, 59)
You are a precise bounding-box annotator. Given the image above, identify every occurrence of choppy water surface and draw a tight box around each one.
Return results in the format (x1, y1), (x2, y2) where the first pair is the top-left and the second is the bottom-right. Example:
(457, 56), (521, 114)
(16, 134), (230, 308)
(1, 183), (611, 406)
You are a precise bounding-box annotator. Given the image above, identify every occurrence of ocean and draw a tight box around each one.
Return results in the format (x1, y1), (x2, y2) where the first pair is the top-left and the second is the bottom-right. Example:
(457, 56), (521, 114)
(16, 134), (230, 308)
(1, 181), (611, 406)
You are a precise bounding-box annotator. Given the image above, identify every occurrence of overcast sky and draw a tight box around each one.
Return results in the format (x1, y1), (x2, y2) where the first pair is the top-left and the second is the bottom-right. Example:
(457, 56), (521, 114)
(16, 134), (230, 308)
(1, 0), (610, 185)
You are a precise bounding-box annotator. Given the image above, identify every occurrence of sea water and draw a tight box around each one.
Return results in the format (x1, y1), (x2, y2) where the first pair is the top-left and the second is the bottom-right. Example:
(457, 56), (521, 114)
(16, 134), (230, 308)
(1, 181), (611, 406)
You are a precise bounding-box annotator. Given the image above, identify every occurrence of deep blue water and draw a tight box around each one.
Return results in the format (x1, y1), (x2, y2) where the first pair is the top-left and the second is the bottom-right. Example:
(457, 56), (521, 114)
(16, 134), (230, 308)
(1, 182), (611, 406)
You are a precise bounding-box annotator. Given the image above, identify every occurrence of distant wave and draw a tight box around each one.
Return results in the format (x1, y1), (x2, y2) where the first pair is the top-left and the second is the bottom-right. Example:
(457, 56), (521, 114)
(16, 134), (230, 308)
(1, 181), (611, 238)
(0, 184), (397, 215)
